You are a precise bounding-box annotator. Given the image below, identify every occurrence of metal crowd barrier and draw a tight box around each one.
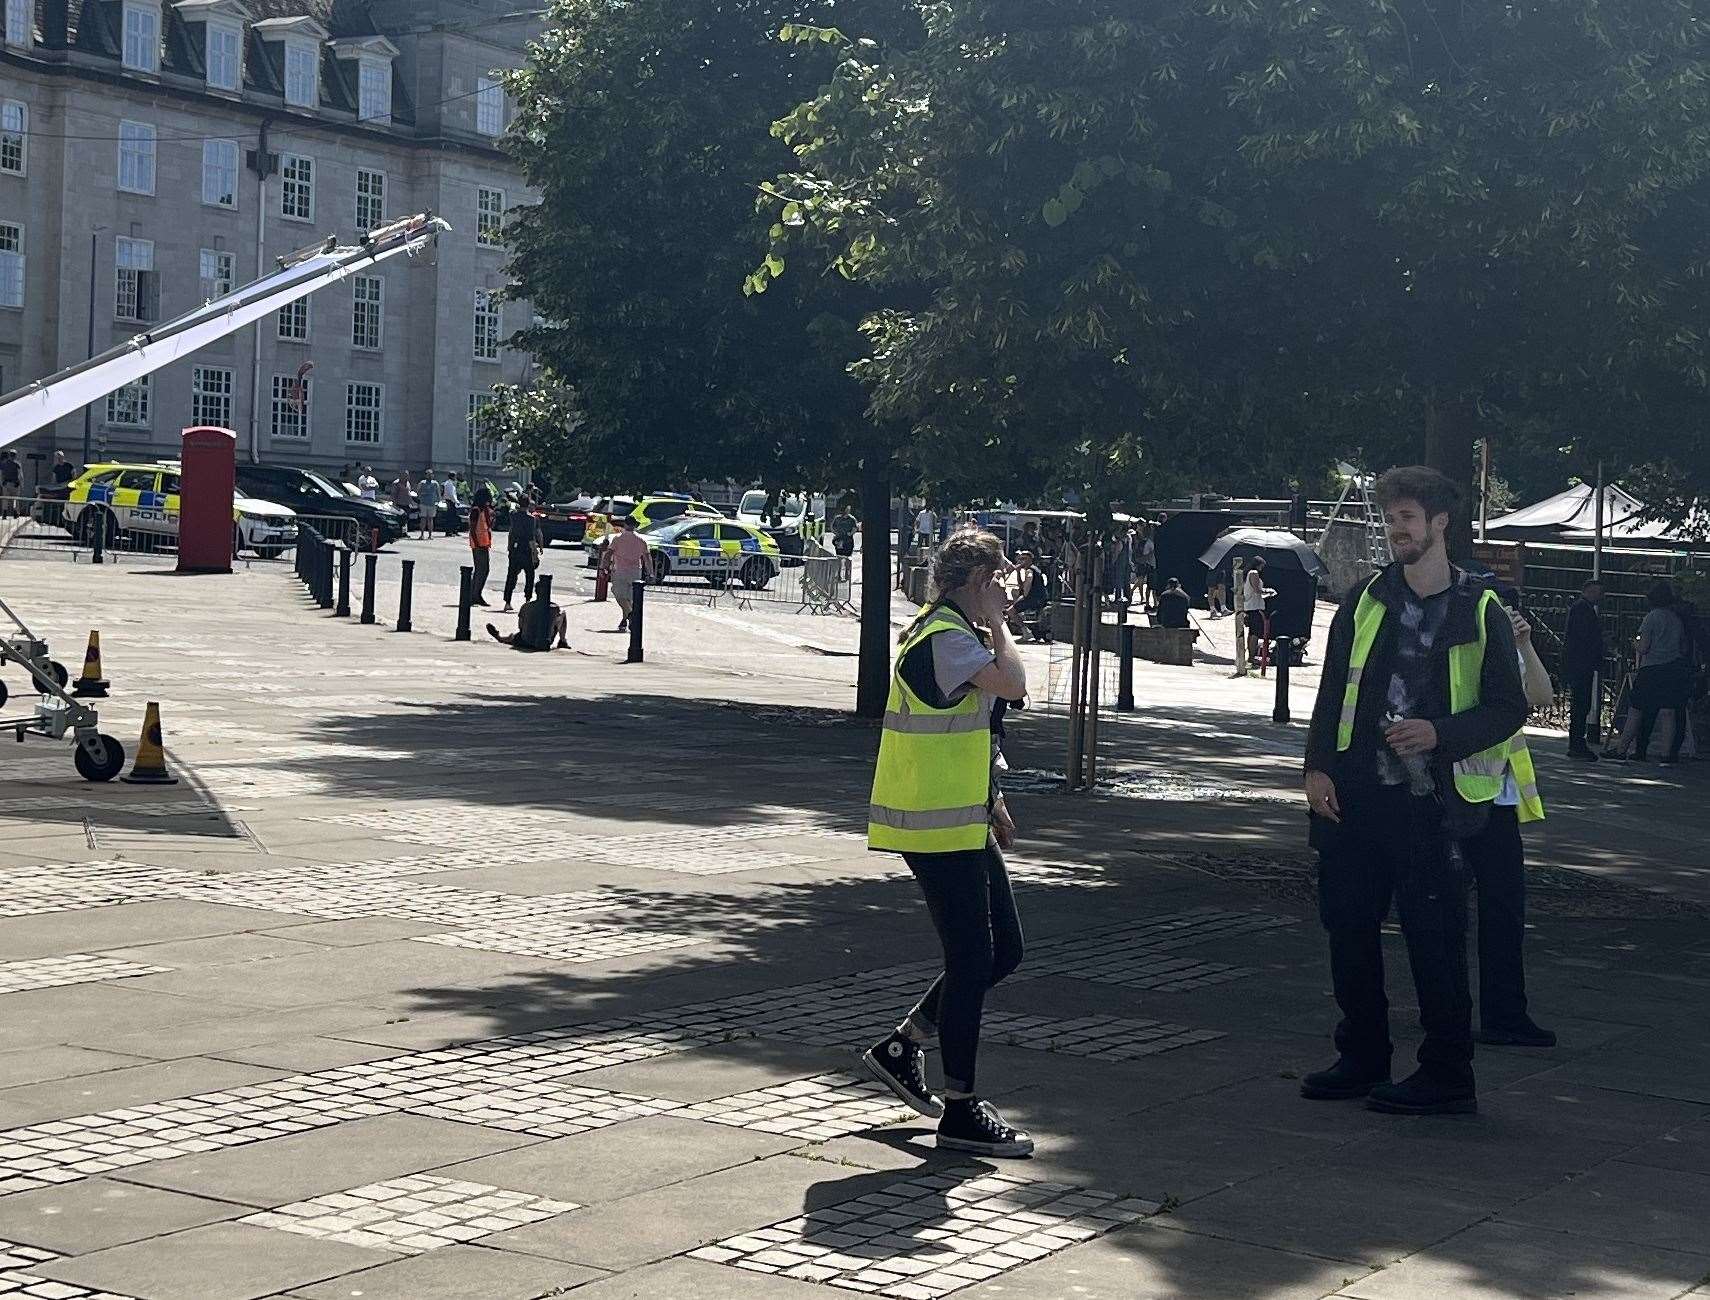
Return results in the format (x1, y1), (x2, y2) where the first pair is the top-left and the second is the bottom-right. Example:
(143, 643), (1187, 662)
(2, 495), (307, 565)
(615, 538), (856, 617)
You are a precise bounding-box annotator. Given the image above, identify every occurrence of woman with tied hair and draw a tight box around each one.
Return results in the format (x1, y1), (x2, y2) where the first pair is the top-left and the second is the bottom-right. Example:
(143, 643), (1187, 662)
(863, 526), (1034, 1157)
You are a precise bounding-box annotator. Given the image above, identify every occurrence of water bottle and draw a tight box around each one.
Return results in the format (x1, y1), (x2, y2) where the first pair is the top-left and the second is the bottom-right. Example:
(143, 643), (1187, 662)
(1385, 709), (1436, 797)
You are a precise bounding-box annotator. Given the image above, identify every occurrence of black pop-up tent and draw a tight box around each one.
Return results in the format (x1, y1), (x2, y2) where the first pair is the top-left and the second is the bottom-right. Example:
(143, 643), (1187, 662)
(1198, 527), (1325, 641)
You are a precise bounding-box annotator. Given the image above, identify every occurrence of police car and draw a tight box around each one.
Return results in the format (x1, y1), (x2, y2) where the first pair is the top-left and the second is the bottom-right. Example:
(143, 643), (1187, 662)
(644, 516), (781, 589)
(582, 493), (722, 563)
(58, 462), (299, 557)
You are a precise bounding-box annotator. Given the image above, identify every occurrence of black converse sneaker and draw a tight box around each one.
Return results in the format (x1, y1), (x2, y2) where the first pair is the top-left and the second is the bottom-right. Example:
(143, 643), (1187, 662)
(861, 1033), (943, 1118)
(936, 1098), (1034, 1158)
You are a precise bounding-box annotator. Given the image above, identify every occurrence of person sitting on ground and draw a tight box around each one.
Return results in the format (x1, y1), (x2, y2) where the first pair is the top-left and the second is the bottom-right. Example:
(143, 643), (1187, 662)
(1156, 578), (1191, 629)
(486, 589), (569, 651)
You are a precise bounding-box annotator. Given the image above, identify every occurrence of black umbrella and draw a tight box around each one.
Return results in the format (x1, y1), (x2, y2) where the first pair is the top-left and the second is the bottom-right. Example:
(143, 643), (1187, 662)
(1198, 527), (1326, 577)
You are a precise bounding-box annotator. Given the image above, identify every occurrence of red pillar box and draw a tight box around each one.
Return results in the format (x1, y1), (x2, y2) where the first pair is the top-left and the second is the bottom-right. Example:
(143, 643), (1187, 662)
(177, 426), (237, 574)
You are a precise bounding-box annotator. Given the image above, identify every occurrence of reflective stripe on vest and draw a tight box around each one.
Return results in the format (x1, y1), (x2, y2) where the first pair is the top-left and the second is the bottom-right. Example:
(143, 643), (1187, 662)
(1336, 576), (1545, 823)
(868, 603), (993, 854)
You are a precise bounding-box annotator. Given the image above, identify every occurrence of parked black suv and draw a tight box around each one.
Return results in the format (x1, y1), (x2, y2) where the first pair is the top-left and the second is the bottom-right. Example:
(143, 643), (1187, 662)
(235, 464), (408, 545)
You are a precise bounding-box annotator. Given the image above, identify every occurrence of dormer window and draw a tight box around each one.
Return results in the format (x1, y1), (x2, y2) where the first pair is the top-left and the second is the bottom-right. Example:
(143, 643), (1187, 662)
(207, 21), (242, 90)
(358, 58), (389, 123)
(284, 38), (318, 107)
(5, 0), (31, 48)
(122, 1), (162, 73)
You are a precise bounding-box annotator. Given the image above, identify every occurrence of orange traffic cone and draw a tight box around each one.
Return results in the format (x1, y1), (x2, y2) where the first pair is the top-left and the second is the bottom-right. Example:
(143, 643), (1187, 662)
(122, 702), (179, 785)
(71, 631), (110, 698)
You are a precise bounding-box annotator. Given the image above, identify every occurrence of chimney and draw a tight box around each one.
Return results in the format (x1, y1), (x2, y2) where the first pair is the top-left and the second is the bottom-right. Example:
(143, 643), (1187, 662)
(43, 0), (70, 49)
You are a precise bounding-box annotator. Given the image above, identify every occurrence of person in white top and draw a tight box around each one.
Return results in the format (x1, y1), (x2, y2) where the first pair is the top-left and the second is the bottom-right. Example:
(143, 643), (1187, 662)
(914, 506), (938, 552)
(357, 466), (379, 500)
(441, 473), (462, 537)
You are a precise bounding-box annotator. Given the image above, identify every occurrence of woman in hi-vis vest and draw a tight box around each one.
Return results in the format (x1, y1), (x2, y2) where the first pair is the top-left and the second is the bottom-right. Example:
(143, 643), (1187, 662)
(864, 527), (1034, 1157)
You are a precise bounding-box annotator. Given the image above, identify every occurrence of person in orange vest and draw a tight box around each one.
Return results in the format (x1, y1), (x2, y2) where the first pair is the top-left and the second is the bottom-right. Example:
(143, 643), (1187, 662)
(468, 486), (495, 606)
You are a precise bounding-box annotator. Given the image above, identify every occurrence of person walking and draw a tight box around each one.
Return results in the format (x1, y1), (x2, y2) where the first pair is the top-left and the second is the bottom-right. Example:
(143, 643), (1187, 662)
(502, 490), (543, 612)
(1625, 581), (1694, 765)
(913, 504), (938, 557)
(863, 526), (1034, 1158)
(1563, 580), (1605, 761)
(831, 503), (857, 559)
(467, 486), (495, 606)
(416, 470), (441, 540)
(441, 471), (463, 536)
(1301, 465), (1528, 1116)
(1461, 605), (1556, 1049)
(605, 515), (653, 633)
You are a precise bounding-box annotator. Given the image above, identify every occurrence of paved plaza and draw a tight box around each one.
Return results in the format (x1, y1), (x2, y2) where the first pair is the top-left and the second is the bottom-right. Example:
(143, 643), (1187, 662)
(0, 553), (1706, 1299)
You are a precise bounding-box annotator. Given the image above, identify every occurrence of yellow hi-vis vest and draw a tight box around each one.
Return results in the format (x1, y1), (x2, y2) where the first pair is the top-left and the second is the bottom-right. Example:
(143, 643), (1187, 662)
(868, 603), (994, 853)
(1336, 577), (1545, 824)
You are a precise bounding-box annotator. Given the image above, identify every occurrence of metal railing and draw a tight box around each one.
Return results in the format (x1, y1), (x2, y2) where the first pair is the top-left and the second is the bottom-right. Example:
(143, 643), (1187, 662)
(1, 495), (297, 564)
(594, 538), (856, 616)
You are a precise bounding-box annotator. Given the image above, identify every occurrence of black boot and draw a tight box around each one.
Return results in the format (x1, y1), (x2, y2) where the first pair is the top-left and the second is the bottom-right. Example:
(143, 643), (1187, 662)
(1476, 1017), (1557, 1048)
(1367, 1067), (1476, 1115)
(1300, 1057), (1391, 1101)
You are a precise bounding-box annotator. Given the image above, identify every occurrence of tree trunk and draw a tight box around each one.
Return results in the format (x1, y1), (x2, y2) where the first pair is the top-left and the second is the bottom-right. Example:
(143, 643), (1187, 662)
(856, 455), (893, 719)
(1424, 396), (1477, 566)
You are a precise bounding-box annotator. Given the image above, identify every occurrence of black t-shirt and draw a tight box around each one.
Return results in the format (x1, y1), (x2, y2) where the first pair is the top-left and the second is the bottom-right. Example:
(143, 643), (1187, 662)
(53, 462), (76, 485)
(1157, 589), (1190, 628)
(1376, 584), (1451, 785)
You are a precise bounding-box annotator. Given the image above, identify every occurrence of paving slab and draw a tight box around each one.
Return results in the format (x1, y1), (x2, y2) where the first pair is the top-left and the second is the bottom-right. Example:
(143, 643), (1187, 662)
(441, 1115), (803, 1204)
(1162, 1165), (1509, 1265)
(285, 1244), (605, 1299)
(1498, 1161), (1710, 1255)
(81, 1004), (407, 1063)
(113, 1114), (544, 1208)
(517, 1255), (828, 1298)
(2, 983), (254, 1051)
(567, 1039), (856, 1104)
(0, 1177), (243, 1253)
(960, 1222), (1355, 1299)
(100, 933), (331, 968)
(36, 1221), (396, 1300)
(0, 1055), (288, 1127)
(484, 1153), (833, 1271)
(251, 918), (447, 947)
(1615, 1116), (1710, 1177)
(205, 1036), (413, 1073)
(1336, 1219), (1710, 1299)
(0, 901), (283, 962)
(0, 1043), (154, 1090)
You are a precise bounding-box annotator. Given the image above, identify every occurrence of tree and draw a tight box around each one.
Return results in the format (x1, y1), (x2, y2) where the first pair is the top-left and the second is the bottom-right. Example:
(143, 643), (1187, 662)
(502, 0), (922, 714)
(762, 0), (1710, 555)
(475, 378), (586, 492)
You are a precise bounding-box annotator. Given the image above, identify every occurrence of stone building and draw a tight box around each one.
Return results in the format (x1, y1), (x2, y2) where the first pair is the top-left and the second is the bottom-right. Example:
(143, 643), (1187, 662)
(0, 0), (537, 486)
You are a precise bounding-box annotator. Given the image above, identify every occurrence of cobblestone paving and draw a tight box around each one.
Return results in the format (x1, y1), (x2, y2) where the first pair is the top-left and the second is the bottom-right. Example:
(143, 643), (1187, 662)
(1016, 908), (1292, 991)
(0, 954), (172, 996)
(689, 1168), (1158, 1297)
(979, 1012), (1225, 1060)
(676, 1074), (916, 1141)
(402, 1083), (681, 1137)
(413, 918), (705, 962)
(0, 1241), (135, 1299)
(241, 1175), (579, 1253)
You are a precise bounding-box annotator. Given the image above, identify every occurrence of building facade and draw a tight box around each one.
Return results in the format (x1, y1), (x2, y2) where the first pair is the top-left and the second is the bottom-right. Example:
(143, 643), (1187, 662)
(0, 0), (538, 488)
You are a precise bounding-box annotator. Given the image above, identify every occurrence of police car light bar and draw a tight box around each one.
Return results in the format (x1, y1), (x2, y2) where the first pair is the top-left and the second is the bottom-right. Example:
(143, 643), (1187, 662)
(0, 214), (450, 451)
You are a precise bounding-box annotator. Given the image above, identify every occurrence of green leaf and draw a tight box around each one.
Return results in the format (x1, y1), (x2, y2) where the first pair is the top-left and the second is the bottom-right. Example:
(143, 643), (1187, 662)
(782, 202), (804, 226)
(778, 23), (794, 41)
(765, 253), (785, 277)
(1042, 199), (1068, 227)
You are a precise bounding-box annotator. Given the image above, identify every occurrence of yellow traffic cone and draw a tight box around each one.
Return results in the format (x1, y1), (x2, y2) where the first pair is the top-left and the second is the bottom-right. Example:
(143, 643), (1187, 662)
(122, 702), (179, 785)
(71, 631), (110, 698)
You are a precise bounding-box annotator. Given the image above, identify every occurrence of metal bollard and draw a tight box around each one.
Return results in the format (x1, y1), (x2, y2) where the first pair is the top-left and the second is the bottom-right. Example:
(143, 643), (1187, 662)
(536, 573), (554, 606)
(626, 580), (644, 663)
(335, 548), (352, 617)
(1273, 637), (1294, 725)
(1117, 623), (1136, 712)
(396, 559), (414, 632)
(361, 552), (378, 625)
(456, 565), (473, 642)
(318, 541), (334, 608)
(91, 517), (105, 565)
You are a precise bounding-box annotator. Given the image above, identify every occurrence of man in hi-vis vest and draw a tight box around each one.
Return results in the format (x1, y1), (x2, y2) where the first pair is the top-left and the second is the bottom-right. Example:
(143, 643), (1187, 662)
(865, 527), (1034, 1158)
(1302, 466), (1529, 1115)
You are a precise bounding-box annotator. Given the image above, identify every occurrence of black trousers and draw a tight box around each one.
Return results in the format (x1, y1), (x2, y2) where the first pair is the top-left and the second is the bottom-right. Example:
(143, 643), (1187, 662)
(901, 843), (1025, 1094)
(504, 544), (537, 605)
(1316, 785), (1474, 1081)
(470, 547), (490, 601)
(1566, 669), (1596, 751)
(1633, 662), (1691, 761)
(1460, 805), (1530, 1029)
